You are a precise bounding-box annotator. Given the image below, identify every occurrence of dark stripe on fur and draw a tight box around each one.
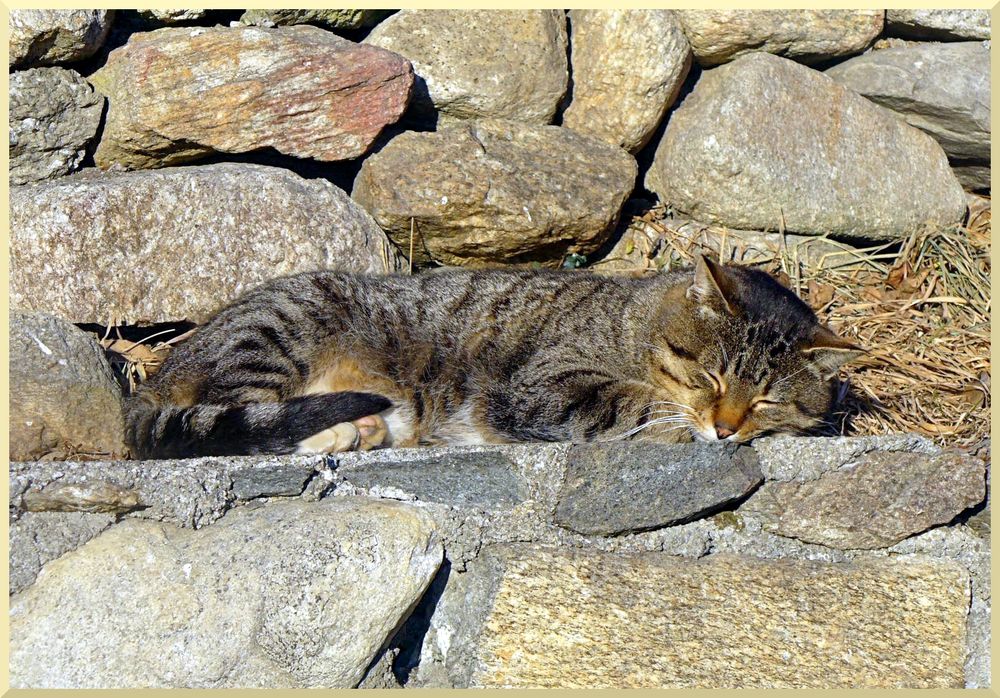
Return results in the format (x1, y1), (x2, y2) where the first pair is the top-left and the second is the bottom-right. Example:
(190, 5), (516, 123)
(125, 391), (392, 459)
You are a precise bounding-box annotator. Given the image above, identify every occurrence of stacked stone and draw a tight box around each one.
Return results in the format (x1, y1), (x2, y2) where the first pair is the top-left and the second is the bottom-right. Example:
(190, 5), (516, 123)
(8, 438), (989, 687)
(7, 9), (991, 690)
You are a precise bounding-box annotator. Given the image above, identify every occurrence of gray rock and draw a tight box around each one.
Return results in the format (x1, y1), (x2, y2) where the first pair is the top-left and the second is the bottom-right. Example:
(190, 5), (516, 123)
(10, 163), (403, 325)
(10, 498), (443, 688)
(10, 454), (327, 529)
(645, 53), (967, 242)
(9, 9), (113, 68)
(339, 451), (529, 509)
(365, 10), (568, 125)
(826, 43), (990, 191)
(90, 26), (414, 169)
(554, 442), (762, 536)
(9, 67), (104, 185)
(239, 9), (392, 30)
(230, 464), (315, 500)
(353, 120), (636, 267)
(742, 450), (987, 549)
(673, 10), (883, 66)
(752, 433), (940, 482)
(886, 10), (990, 41)
(562, 10), (691, 153)
(135, 9), (207, 23)
(9, 311), (126, 461)
(9, 511), (115, 594)
(952, 162), (991, 192)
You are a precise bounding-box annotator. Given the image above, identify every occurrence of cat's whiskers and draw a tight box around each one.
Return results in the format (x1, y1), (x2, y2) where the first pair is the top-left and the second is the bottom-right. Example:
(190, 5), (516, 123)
(606, 411), (696, 441)
(644, 400), (694, 410)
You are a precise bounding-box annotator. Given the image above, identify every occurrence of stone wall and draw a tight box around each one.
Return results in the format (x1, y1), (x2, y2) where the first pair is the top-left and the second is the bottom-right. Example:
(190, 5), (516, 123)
(9, 436), (989, 688)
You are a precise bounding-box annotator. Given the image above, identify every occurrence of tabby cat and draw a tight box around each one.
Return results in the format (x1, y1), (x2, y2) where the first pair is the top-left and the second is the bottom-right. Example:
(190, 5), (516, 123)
(124, 256), (863, 459)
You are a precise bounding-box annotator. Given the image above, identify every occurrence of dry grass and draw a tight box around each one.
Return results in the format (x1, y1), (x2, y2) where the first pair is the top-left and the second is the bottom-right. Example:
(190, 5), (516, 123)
(105, 200), (991, 447)
(605, 200), (991, 447)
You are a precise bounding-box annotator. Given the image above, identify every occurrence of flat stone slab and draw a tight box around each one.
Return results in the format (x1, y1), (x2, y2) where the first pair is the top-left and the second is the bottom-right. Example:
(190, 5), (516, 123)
(554, 442), (762, 536)
(429, 545), (969, 688)
(742, 450), (987, 549)
(337, 450), (528, 509)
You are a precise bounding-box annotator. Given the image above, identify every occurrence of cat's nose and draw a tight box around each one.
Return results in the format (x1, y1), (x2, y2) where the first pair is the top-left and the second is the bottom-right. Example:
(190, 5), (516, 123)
(714, 424), (736, 440)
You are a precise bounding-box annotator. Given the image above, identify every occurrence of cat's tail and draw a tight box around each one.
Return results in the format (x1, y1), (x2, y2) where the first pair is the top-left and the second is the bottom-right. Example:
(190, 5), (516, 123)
(124, 391), (393, 460)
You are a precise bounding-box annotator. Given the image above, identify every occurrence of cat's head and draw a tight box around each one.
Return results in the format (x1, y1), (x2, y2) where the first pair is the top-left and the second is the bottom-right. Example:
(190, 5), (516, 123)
(649, 255), (864, 443)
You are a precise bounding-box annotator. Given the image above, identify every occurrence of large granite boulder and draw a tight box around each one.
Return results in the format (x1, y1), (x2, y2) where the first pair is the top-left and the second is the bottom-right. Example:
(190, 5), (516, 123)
(10, 498), (443, 688)
(9, 67), (104, 185)
(645, 53), (966, 242)
(673, 10), (883, 66)
(353, 120), (636, 267)
(562, 10), (691, 153)
(90, 25), (414, 169)
(10, 163), (403, 324)
(364, 10), (568, 125)
(9, 9), (113, 68)
(827, 42), (990, 191)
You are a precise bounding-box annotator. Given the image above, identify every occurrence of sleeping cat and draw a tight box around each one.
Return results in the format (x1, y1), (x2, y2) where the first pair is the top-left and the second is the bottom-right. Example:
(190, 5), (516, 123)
(124, 256), (863, 459)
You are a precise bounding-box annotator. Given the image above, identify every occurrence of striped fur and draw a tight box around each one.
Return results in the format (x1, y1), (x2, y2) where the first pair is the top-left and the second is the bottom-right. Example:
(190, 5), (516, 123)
(124, 257), (862, 459)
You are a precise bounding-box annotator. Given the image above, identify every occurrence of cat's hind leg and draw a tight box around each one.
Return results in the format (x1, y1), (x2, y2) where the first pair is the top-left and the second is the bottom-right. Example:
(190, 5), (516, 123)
(294, 413), (388, 454)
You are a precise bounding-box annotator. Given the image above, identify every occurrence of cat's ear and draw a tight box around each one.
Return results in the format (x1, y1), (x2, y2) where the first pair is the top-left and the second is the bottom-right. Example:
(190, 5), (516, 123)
(803, 325), (866, 378)
(687, 254), (737, 314)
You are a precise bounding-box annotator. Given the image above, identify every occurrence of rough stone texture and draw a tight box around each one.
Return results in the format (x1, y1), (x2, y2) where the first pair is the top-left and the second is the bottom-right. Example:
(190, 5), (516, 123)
(562, 10), (690, 153)
(887, 525), (991, 689)
(10, 454), (326, 530)
(424, 545), (969, 688)
(90, 25), (414, 169)
(10, 163), (402, 325)
(673, 10), (883, 66)
(9, 511), (116, 595)
(10, 498), (443, 688)
(239, 9), (393, 30)
(9, 9), (113, 68)
(339, 451), (528, 509)
(646, 53), (967, 242)
(364, 10), (568, 125)
(953, 163), (991, 191)
(230, 464), (315, 500)
(9, 67), (104, 185)
(826, 42), (990, 192)
(353, 120), (636, 267)
(886, 10), (991, 41)
(554, 442), (762, 536)
(9, 311), (126, 461)
(743, 450), (986, 549)
(22, 480), (141, 514)
(135, 9), (207, 24)
(752, 433), (940, 482)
